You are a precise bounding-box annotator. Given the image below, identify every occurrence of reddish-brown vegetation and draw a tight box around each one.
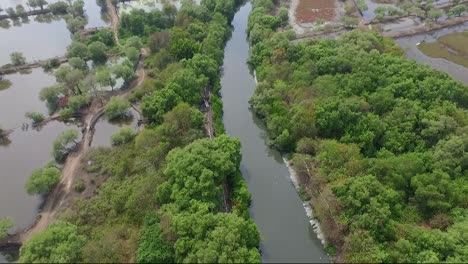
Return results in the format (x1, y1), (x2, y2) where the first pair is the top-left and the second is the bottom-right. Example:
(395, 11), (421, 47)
(295, 0), (337, 23)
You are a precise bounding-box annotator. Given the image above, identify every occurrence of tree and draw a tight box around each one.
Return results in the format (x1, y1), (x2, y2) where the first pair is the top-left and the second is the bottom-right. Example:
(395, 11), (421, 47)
(343, 230), (386, 263)
(25, 111), (45, 125)
(172, 211), (261, 263)
(19, 221), (86, 263)
(48, 1), (68, 14)
(36, 0), (48, 10)
(55, 65), (84, 95)
(411, 170), (454, 215)
(25, 162), (60, 195)
(142, 88), (181, 124)
(148, 31), (170, 53)
(169, 30), (201, 60)
(39, 84), (64, 113)
(88, 41), (108, 64)
(137, 215), (174, 263)
(428, 8), (443, 22)
(163, 135), (241, 210)
(65, 16), (86, 34)
(113, 63), (134, 83)
(67, 0), (85, 17)
(10, 52), (26, 65)
(0, 218), (13, 240)
(67, 41), (89, 59)
(448, 4), (466, 17)
(125, 36), (142, 50)
(95, 67), (116, 90)
(124, 47), (140, 65)
(104, 97), (131, 120)
(6, 7), (17, 18)
(52, 129), (79, 163)
(111, 127), (137, 146)
(15, 4), (27, 18)
(68, 57), (88, 71)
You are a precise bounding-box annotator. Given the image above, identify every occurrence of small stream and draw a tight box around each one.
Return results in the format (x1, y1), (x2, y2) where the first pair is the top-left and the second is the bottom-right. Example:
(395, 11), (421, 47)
(221, 3), (329, 262)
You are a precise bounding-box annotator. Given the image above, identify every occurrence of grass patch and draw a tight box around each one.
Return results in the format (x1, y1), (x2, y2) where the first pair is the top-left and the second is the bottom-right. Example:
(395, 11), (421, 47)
(418, 31), (468, 68)
(0, 80), (12, 91)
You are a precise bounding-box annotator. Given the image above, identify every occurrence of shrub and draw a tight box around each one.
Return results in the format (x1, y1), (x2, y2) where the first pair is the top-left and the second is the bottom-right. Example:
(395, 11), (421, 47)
(104, 97), (131, 120)
(111, 127), (137, 146)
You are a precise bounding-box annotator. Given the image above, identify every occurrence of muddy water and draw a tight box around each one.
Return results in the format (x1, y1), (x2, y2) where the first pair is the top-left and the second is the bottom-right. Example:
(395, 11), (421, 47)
(221, 3), (329, 262)
(91, 109), (138, 147)
(396, 22), (468, 84)
(0, 69), (78, 229)
(0, 68), (53, 128)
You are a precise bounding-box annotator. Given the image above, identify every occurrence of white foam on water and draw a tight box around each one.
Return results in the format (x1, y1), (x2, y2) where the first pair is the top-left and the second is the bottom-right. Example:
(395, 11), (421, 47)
(283, 157), (327, 246)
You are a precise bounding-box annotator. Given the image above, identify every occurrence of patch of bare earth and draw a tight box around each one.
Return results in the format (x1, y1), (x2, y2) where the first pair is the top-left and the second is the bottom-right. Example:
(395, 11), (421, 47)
(296, 0), (337, 23)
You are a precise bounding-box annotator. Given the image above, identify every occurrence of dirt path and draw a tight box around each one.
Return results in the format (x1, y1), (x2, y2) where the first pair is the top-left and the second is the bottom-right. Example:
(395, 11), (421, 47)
(15, 37), (147, 246)
(106, 0), (123, 47)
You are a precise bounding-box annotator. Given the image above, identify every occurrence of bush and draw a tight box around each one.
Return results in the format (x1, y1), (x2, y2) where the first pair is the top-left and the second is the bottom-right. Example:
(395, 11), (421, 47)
(111, 127), (137, 146)
(58, 108), (74, 121)
(104, 97), (131, 120)
(73, 179), (86, 193)
(52, 130), (79, 163)
(25, 111), (45, 125)
(19, 221), (86, 263)
(25, 162), (61, 195)
(10, 52), (26, 65)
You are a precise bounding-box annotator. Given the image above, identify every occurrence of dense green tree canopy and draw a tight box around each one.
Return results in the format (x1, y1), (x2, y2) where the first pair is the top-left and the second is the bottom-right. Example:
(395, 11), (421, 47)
(19, 221), (86, 263)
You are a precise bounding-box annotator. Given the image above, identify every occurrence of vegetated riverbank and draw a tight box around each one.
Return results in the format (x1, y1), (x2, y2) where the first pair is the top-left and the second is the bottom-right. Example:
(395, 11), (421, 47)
(9, 1), (262, 263)
(249, 0), (468, 262)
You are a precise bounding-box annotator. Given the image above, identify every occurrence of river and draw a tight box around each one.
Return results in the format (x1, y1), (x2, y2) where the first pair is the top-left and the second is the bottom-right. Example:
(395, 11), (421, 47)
(220, 3), (329, 263)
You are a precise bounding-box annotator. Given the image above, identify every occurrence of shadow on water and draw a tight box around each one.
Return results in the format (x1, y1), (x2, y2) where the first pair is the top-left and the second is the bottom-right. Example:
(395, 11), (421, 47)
(220, 3), (329, 263)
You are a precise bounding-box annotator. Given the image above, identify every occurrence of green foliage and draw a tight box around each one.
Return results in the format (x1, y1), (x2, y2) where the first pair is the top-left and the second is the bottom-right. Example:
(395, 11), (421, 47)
(19, 221), (86, 263)
(111, 127), (137, 146)
(68, 57), (88, 71)
(104, 96), (131, 120)
(39, 84), (64, 113)
(0, 218), (13, 240)
(124, 46), (140, 65)
(10, 51), (26, 65)
(95, 66), (116, 90)
(48, 1), (68, 15)
(25, 111), (45, 124)
(52, 129), (79, 163)
(248, 3), (468, 261)
(25, 162), (60, 195)
(67, 41), (89, 59)
(137, 215), (174, 263)
(88, 41), (108, 64)
(68, 94), (91, 111)
(113, 63), (135, 83)
(65, 16), (87, 34)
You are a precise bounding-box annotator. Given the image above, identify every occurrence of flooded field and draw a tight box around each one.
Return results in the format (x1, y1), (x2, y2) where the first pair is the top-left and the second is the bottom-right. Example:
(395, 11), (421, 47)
(0, 0), (108, 64)
(418, 30), (468, 68)
(396, 22), (468, 84)
(295, 0), (336, 23)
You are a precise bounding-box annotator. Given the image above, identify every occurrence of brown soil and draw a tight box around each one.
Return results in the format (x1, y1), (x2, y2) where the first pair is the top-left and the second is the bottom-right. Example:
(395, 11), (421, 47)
(296, 0), (337, 23)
